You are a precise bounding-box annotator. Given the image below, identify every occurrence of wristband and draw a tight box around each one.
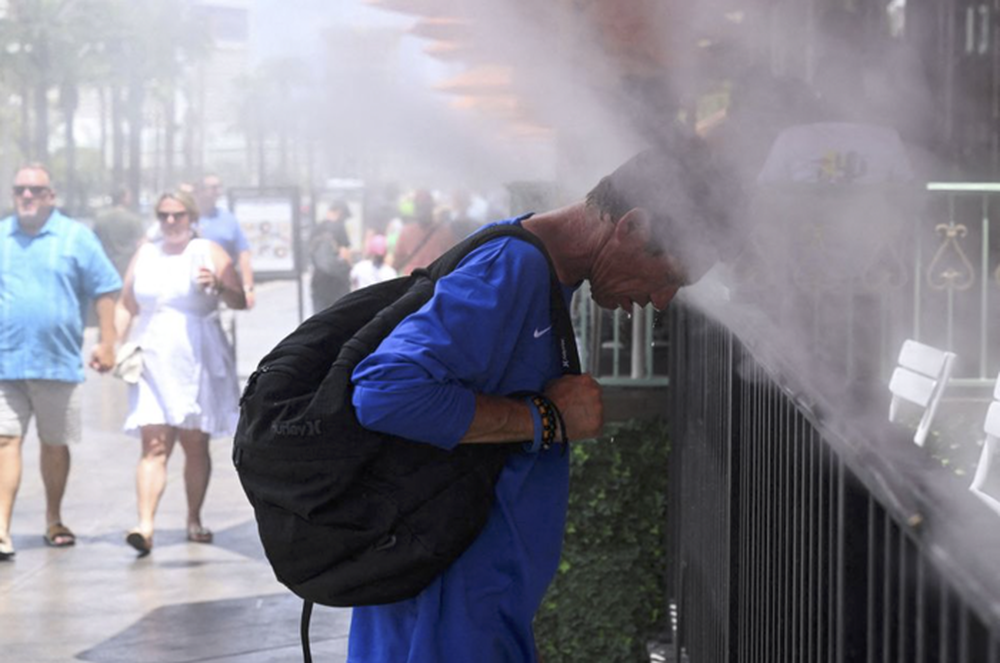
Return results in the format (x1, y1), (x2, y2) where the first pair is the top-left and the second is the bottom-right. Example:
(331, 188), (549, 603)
(523, 396), (544, 453)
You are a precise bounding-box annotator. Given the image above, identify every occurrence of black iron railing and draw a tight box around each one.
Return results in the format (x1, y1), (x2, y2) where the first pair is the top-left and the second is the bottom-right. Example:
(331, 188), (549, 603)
(666, 300), (1000, 662)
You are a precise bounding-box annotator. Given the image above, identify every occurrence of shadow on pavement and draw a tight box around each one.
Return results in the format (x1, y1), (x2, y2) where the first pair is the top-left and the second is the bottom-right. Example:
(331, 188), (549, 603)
(77, 593), (350, 663)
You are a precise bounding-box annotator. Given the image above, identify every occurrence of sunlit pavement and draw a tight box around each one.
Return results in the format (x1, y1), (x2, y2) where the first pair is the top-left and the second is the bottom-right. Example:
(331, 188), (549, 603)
(0, 277), (353, 662)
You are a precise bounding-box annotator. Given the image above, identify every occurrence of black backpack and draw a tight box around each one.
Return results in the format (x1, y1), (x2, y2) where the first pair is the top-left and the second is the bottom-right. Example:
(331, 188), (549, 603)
(233, 224), (580, 610)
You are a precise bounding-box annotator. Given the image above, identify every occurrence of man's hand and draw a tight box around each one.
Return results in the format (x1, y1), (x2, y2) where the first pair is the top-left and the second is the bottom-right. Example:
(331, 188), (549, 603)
(544, 374), (604, 440)
(89, 342), (115, 373)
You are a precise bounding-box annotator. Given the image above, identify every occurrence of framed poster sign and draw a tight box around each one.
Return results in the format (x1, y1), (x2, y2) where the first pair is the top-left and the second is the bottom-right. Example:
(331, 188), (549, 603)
(228, 187), (302, 280)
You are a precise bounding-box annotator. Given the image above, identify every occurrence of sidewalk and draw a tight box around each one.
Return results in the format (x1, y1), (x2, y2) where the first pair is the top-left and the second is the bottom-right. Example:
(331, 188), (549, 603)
(0, 278), (352, 662)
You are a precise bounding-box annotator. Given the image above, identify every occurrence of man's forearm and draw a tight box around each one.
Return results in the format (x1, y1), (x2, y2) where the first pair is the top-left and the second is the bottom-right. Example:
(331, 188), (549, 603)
(95, 294), (117, 345)
(459, 394), (534, 444)
(89, 293), (118, 372)
(461, 375), (604, 444)
(238, 251), (254, 288)
(238, 250), (256, 308)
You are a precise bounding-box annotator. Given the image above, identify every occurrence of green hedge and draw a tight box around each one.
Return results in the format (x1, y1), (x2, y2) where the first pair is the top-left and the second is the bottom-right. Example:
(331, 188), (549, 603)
(535, 418), (670, 663)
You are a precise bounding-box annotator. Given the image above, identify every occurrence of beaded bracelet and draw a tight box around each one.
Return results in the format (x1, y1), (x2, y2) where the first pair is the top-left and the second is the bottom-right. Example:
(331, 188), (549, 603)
(522, 394), (562, 453)
(549, 398), (569, 456)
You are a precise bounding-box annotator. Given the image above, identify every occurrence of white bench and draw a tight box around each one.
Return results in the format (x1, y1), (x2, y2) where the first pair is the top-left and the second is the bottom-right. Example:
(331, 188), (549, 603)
(969, 373), (1000, 516)
(888, 340), (956, 447)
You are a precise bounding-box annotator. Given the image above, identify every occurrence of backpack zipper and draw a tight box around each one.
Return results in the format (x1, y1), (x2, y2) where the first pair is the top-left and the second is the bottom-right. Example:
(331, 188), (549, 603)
(239, 365), (271, 407)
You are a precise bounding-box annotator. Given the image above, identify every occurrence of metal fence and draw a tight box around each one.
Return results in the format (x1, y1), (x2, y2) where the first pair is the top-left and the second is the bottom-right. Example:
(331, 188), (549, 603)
(573, 281), (668, 385)
(919, 183), (1000, 388)
(729, 182), (1000, 393)
(665, 301), (1000, 662)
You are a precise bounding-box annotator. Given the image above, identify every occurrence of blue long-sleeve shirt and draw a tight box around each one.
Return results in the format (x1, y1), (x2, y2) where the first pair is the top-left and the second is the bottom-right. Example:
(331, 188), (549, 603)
(349, 217), (577, 663)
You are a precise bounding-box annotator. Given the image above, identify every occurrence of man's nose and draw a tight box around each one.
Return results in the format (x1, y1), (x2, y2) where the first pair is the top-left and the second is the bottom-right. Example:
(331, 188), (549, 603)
(651, 287), (679, 311)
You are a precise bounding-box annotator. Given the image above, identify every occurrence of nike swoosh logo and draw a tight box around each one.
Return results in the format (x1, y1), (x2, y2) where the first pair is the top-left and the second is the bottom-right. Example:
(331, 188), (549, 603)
(533, 326), (552, 339)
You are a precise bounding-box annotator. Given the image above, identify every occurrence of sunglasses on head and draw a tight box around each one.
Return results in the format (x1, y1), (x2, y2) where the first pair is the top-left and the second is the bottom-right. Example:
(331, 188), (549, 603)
(156, 210), (189, 222)
(13, 185), (50, 197)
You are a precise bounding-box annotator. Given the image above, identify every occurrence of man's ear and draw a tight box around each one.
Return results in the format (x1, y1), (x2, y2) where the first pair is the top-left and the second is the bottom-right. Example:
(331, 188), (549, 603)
(614, 207), (653, 244)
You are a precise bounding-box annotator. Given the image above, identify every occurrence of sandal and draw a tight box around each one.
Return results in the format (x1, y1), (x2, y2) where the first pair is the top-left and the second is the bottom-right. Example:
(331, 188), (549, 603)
(44, 523), (76, 548)
(187, 525), (213, 544)
(0, 535), (15, 560)
(125, 529), (153, 556)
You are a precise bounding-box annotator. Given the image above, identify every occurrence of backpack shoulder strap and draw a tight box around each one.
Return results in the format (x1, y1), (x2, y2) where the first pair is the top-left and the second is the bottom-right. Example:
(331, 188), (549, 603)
(340, 223), (579, 380)
(421, 223), (580, 376)
(423, 223), (540, 278)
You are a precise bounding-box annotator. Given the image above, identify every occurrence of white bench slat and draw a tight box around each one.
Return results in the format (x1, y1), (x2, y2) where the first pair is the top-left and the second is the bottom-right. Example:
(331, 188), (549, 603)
(888, 339), (956, 447)
(986, 401), (1000, 439)
(889, 366), (936, 408)
(898, 340), (951, 377)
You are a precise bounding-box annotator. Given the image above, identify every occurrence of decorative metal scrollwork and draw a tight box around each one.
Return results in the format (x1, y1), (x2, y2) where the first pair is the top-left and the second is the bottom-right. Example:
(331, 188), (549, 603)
(861, 242), (908, 292)
(927, 222), (975, 291)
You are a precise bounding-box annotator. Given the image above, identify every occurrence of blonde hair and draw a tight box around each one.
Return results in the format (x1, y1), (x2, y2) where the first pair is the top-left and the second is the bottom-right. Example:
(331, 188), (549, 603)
(155, 189), (200, 224)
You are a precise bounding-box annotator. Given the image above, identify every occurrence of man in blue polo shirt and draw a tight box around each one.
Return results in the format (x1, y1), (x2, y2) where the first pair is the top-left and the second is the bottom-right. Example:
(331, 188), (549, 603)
(195, 174), (256, 308)
(0, 164), (122, 560)
(347, 137), (736, 662)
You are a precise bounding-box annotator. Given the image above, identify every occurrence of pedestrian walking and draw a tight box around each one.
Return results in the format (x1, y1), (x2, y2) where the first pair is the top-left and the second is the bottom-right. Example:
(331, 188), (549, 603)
(194, 175), (256, 308)
(309, 200), (354, 312)
(92, 186), (148, 278)
(0, 164), (122, 559)
(115, 190), (246, 555)
(392, 189), (456, 275)
(349, 234), (396, 291)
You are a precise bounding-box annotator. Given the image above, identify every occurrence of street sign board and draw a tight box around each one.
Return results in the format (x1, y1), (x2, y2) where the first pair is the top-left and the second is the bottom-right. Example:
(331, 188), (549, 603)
(228, 187), (302, 280)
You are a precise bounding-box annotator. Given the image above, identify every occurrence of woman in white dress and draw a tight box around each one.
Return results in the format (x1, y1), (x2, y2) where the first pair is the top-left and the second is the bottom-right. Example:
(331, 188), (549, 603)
(116, 190), (246, 554)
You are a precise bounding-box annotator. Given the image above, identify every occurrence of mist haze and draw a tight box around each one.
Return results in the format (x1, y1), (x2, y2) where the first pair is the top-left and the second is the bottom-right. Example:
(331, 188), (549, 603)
(1, 0), (998, 653)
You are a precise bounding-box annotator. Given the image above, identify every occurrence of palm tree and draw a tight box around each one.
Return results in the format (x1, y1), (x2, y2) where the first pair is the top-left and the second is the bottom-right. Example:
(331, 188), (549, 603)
(233, 57), (313, 187)
(0, 1), (118, 209)
(0, 0), (208, 210)
(102, 0), (207, 204)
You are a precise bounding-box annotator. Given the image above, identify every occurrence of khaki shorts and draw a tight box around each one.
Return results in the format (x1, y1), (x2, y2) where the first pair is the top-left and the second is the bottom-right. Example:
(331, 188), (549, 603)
(0, 380), (82, 445)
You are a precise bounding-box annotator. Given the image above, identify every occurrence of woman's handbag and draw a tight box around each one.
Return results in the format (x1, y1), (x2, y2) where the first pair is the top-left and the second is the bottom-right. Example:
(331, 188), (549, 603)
(112, 343), (143, 384)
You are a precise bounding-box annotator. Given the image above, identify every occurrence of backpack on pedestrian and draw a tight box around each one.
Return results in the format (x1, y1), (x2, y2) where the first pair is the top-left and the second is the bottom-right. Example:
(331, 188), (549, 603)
(232, 224), (580, 612)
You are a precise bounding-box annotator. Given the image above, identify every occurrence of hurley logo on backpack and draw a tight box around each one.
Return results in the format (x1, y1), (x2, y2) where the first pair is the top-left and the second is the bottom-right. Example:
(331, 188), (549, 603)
(269, 419), (323, 436)
(232, 223), (580, 612)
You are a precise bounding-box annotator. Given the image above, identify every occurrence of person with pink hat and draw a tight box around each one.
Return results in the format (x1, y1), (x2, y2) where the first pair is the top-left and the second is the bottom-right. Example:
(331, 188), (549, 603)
(350, 233), (397, 291)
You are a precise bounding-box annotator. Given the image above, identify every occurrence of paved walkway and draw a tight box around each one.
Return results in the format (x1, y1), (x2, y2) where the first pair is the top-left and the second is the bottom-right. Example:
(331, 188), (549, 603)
(0, 278), (353, 662)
